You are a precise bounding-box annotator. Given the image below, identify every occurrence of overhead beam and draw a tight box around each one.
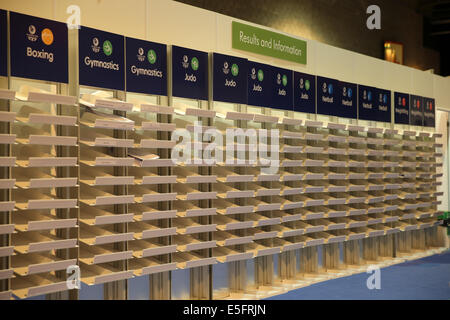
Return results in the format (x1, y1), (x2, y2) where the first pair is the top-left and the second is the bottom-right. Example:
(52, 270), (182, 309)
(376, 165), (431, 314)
(430, 30), (450, 35)
(431, 18), (450, 25)
(418, 0), (450, 10)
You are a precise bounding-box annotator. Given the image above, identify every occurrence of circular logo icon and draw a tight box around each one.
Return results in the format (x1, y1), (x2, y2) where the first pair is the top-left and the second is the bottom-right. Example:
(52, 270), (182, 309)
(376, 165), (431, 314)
(402, 97), (406, 106)
(147, 49), (156, 64)
(41, 28), (54, 46)
(328, 83), (333, 94)
(102, 40), (113, 56)
(138, 48), (144, 56)
(257, 69), (264, 82)
(231, 63), (239, 76)
(191, 57), (199, 71)
(27, 25), (38, 42)
(93, 37), (99, 46)
(348, 87), (352, 98)
(305, 79), (310, 91)
(282, 74), (288, 86)
(224, 62), (228, 69)
(182, 55), (189, 68)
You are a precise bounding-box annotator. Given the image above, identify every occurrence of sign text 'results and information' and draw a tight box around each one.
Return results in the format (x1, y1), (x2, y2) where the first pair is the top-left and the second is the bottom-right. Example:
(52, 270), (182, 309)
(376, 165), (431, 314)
(232, 21), (307, 65)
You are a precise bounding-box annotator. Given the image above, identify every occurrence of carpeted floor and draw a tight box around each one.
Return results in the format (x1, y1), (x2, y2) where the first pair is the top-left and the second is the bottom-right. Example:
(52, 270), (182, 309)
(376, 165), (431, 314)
(266, 250), (450, 300)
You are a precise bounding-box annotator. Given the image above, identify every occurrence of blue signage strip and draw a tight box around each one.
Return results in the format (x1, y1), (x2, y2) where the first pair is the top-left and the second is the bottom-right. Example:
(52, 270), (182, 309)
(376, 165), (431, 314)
(359, 86), (391, 123)
(338, 81), (357, 119)
(375, 88), (391, 123)
(79, 26), (124, 91)
(126, 37), (167, 96)
(0, 10), (7, 77)
(394, 92), (410, 125)
(358, 85), (378, 122)
(171, 45), (208, 101)
(10, 12), (68, 83)
(293, 71), (315, 114)
(423, 97), (435, 128)
(271, 66), (293, 111)
(212, 53), (248, 104)
(248, 61), (272, 108)
(316, 76), (339, 117)
(410, 95), (423, 126)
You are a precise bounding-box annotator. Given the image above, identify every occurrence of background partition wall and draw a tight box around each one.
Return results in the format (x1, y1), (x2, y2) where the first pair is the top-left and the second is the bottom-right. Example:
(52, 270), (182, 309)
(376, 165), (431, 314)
(0, 1), (448, 300)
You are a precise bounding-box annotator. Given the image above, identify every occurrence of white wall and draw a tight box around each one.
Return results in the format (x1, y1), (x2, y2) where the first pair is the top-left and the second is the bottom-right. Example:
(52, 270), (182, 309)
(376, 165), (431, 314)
(1, 0), (448, 111)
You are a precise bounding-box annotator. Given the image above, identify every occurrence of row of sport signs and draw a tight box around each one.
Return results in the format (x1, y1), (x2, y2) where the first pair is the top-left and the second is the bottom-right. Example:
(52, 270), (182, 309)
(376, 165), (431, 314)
(0, 11), (435, 127)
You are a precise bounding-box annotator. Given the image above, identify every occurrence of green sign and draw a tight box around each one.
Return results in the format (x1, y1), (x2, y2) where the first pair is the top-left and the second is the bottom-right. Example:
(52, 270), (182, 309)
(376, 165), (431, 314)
(147, 49), (156, 64)
(231, 63), (239, 76)
(282, 74), (288, 86)
(232, 21), (307, 65)
(103, 40), (113, 56)
(257, 69), (264, 81)
(191, 57), (199, 71)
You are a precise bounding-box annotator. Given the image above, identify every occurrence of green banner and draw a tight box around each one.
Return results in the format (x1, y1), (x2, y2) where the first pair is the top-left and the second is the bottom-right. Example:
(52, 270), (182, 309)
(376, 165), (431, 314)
(232, 21), (307, 65)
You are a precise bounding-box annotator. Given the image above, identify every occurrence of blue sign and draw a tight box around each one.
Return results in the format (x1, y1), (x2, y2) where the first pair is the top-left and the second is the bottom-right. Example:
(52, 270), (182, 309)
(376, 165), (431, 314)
(293, 71), (315, 114)
(410, 95), (423, 126)
(423, 97), (435, 128)
(10, 12), (68, 83)
(375, 88), (391, 123)
(79, 26), (124, 90)
(248, 61), (272, 108)
(338, 81), (357, 119)
(0, 10), (7, 77)
(394, 92), (409, 125)
(213, 53), (247, 104)
(316, 76), (339, 117)
(172, 45), (208, 100)
(359, 85), (379, 122)
(271, 66), (293, 111)
(126, 37), (167, 96)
